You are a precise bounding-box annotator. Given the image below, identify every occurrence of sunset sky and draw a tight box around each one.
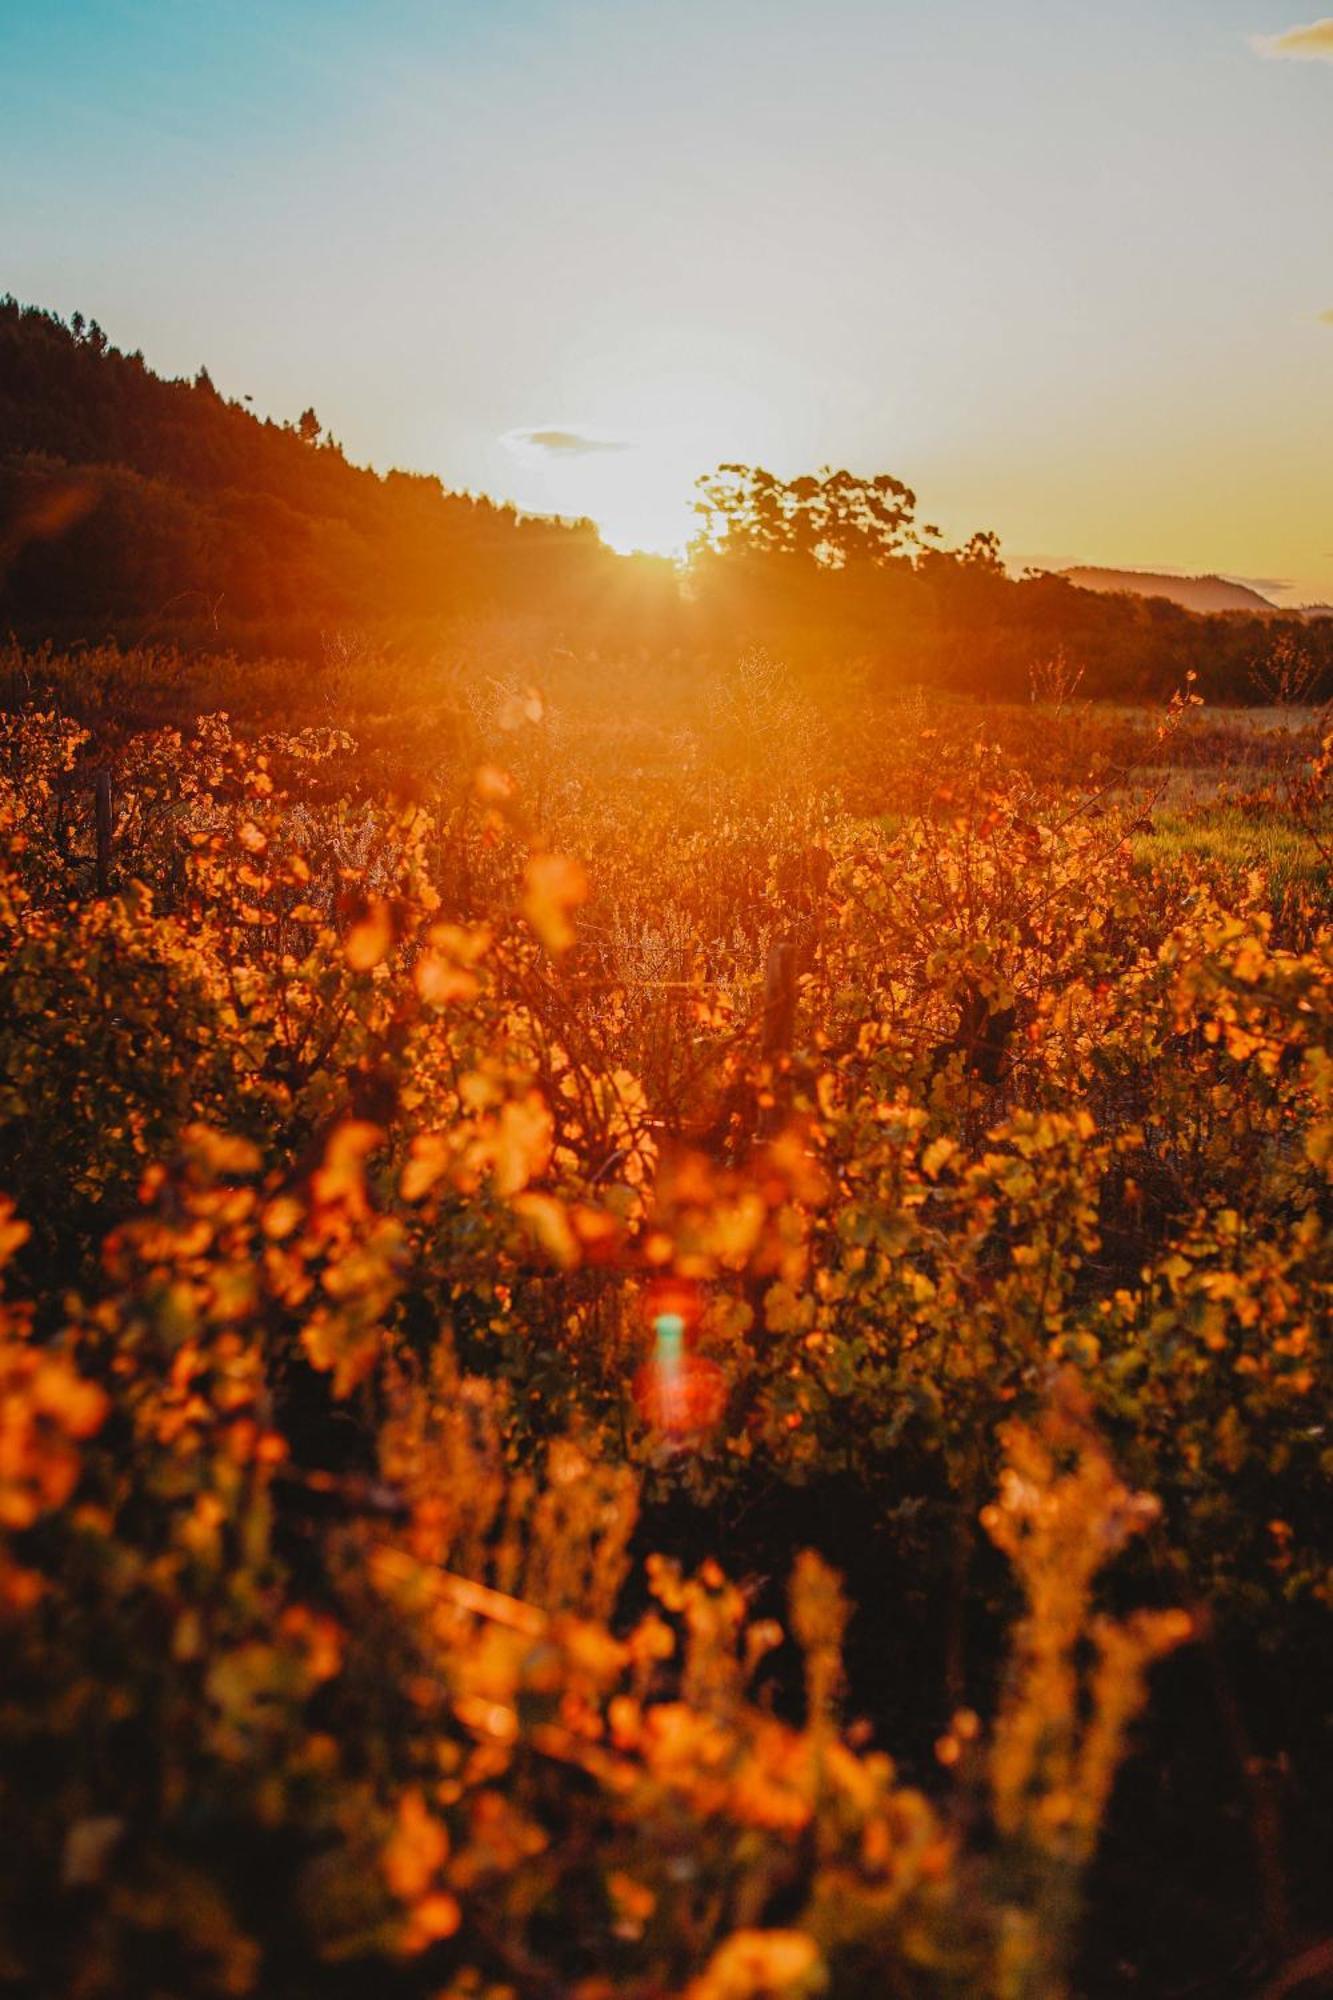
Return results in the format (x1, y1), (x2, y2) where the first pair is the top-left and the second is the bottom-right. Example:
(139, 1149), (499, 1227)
(3, 1), (1331, 601)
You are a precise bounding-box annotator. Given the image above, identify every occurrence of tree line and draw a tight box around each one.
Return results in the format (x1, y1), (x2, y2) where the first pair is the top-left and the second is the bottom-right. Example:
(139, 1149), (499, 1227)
(2, 296), (1328, 701)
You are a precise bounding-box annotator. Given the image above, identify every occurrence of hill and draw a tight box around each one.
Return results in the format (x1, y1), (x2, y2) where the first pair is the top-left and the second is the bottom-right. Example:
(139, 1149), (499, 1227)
(1062, 566), (1279, 616)
(2, 296), (1330, 703)
(0, 297), (638, 644)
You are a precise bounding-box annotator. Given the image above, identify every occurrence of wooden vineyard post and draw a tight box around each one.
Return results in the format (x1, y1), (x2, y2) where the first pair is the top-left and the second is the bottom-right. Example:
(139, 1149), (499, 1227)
(94, 767), (112, 896)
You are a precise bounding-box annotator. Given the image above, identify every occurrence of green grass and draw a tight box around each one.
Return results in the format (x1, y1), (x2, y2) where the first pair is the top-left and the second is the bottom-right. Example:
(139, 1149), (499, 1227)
(1130, 803), (1330, 898)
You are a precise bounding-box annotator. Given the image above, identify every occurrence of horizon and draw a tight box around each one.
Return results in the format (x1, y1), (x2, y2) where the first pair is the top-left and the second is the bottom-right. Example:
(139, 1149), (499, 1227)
(3, 2), (1332, 600)
(13, 290), (1326, 609)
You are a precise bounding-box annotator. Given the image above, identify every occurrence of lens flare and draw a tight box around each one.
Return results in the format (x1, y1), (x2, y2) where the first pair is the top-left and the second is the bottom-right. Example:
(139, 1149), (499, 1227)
(631, 1302), (725, 1440)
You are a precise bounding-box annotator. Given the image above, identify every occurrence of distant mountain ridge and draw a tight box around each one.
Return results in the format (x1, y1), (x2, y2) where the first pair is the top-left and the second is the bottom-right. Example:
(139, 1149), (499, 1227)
(1060, 566), (1279, 616)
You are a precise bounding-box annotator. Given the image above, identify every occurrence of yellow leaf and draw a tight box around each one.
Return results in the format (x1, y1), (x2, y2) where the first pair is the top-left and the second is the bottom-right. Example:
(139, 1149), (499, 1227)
(523, 853), (587, 955)
(415, 955), (479, 1006)
(474, 764), (516, 804)
(345, 899), (394, 970)
(491, 1093), (553, 1197)
(311, 1122), (383, 1216)
(688, 1929), (822, 1999)
(512, 1192), (580, 1268)
(400, 1133), (451, 1203)
(762, 1281), (810, 1335)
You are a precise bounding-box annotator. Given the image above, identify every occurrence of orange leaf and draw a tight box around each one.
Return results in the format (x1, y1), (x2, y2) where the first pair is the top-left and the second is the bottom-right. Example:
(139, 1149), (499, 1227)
(345, 899), (394, 970)
(402, 1892), (461, 1952)
(523, 854), (587, 955)
(383, 1789), (449, 1903)
(512, 1192), (580, 1269)
(491, 1093), (553, 1197)
(474, 764), (517, 804)
(400, 1132), (451, 1203)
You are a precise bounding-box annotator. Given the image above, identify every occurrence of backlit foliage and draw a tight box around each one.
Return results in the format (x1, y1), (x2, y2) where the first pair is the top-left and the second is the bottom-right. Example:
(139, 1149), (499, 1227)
(0, 657), (1329, 1995)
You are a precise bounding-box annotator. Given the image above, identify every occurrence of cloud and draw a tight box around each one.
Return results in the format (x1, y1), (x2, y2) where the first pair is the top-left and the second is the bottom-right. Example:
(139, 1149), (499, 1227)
(1319, 307), (1333, 323)
(503, 427), (631, 457)
(1251, 16), (1333, 58)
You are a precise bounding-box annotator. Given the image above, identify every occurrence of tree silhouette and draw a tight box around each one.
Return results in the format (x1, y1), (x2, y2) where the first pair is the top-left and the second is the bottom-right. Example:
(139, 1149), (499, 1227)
(692, 463), (923, 567)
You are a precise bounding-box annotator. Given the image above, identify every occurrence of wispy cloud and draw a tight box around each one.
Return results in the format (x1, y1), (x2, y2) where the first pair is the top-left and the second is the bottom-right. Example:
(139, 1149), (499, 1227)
(1251, 16), (1333, 59)
(503, 427), (632, 457)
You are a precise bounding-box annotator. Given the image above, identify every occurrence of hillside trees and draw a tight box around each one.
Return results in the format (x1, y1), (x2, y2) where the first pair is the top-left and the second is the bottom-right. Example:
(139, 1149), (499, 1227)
(0, 298), (622, 639)
(4, 296), (1333, 699)
(691, 464), (929, 567)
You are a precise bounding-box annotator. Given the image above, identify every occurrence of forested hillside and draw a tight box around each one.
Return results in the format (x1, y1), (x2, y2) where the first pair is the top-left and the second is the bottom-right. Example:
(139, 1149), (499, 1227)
(3, 296), (1331, 703)
(0, 298), (630, 638)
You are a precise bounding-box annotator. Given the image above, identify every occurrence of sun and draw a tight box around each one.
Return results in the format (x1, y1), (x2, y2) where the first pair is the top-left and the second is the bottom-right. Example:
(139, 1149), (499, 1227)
(501, 426), (695, 558)
(591, 485), (693, 559)
(552, 455), (695, 560)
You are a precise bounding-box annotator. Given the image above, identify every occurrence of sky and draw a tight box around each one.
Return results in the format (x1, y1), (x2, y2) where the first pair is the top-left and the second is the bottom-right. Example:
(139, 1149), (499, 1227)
(2, 0), (1331, 601)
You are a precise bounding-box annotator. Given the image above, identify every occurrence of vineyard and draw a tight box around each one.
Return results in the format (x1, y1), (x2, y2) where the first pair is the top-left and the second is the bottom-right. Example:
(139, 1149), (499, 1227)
(1, 638), (1330, 1999)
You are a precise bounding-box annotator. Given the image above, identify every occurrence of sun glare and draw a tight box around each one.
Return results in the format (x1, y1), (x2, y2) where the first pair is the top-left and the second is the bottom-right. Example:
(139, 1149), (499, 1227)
(500, 424), (699, 558)
(592, 490), (692, 559)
